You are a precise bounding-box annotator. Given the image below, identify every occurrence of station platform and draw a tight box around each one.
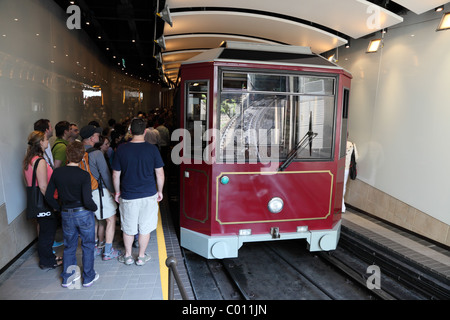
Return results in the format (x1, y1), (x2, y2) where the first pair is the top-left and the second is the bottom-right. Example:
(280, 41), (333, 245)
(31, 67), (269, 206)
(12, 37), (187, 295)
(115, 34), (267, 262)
(1, 200), (448, 300)
(0, 198), (195, 300)
(342, 208), (450, 281)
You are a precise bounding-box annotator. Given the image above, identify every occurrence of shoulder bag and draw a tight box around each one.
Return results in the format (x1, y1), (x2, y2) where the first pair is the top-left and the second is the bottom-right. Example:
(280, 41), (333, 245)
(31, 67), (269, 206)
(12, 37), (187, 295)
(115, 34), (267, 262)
(349, 145), (357, 180)
(26, 158), (52, 219)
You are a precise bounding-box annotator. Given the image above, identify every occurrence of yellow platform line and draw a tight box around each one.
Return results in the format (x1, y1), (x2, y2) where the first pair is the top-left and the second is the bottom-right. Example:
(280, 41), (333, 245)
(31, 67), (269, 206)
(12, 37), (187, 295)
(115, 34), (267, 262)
(156, 207), (168, 300)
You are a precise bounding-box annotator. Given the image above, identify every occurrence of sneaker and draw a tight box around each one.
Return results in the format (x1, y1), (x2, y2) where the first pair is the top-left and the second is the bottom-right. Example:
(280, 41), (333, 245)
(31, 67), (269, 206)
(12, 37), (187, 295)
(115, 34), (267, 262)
(52, 241), (64, 248)
(61, 273), (81, 288)
(118, 254), (134, 265)
(102, 248), (121, 261)
(94, 246), (103, 257)
(135, 253), (151, 266)
(83, 273), (99, 287)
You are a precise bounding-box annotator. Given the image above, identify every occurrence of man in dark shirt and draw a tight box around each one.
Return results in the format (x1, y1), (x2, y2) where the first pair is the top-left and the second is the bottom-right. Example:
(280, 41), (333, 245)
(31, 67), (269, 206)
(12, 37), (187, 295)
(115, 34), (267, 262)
(112, 118), (164, 266)
(45, 141), (99, 288)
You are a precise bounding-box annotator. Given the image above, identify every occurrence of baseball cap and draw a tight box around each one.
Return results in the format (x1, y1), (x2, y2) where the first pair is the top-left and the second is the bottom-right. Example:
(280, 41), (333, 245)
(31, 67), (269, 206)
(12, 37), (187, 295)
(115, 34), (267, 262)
(80, 125), (102, 140)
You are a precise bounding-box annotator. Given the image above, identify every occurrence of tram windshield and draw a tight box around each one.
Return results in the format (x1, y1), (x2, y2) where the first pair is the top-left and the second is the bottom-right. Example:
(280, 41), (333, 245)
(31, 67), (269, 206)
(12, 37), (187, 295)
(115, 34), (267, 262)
(219, 71), (336, 163)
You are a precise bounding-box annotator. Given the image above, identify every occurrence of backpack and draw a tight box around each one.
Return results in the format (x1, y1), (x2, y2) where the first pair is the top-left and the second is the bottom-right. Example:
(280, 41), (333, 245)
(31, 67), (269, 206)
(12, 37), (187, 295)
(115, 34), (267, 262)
(79, 148), (99, 191)
(79, 147), (105, 218)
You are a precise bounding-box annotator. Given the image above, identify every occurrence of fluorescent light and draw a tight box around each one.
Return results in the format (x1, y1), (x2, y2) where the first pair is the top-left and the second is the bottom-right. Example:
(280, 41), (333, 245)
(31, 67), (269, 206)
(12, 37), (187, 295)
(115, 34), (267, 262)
(367, 39), (381, 53)
(437, 12), (450, 31)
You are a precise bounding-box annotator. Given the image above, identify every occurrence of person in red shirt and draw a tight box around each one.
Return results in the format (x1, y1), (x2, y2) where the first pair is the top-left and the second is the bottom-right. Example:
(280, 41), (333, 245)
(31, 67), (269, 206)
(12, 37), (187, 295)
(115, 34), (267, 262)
(23, 131), (61, 269)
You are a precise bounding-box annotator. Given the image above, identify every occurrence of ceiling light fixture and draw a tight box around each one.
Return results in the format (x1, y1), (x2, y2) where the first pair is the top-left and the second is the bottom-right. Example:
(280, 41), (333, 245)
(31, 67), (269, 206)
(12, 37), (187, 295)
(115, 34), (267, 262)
(156, 5), (173, 27)
(367, 28), (388, 53)
(154, 52), (162, 64)
(437, 12), (450, 31)
(154, 35), (166, 50)
(367, 39), (382, 53)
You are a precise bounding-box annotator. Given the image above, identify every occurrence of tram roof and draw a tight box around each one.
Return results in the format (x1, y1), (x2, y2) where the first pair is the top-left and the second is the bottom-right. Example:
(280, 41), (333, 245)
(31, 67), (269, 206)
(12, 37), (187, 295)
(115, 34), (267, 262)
(182, 41), (347, 72)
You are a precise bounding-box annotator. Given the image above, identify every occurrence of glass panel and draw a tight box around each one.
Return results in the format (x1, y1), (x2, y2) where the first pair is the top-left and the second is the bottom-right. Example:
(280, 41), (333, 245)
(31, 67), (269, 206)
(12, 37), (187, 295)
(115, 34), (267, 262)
(218, 71), (336, 163)
(248, 74), (288, 92)
(185, 81), (208, 158)
(298, 76), (335, 95)
(220, 93), (286, 162)
(340, 88), (350, 158)
(222, 72), (247, 90)
(294, 95), (335, 159)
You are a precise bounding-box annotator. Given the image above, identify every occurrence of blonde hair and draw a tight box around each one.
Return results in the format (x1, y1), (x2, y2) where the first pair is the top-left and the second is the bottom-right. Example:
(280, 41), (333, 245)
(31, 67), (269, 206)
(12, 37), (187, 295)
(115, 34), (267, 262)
(23, 131), (45, 171)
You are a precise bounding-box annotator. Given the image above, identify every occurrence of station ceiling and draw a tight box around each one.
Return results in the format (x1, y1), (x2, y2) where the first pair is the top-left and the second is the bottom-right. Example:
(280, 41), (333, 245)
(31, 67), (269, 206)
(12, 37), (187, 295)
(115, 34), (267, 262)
(52, 0), (448, 86)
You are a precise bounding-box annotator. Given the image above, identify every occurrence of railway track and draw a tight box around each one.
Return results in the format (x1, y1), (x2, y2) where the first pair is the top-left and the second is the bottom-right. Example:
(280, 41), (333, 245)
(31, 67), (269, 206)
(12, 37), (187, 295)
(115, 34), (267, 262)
(335, 226), (449, 300)
(184, 240), (379, 300)
(183, 228), (447, 300)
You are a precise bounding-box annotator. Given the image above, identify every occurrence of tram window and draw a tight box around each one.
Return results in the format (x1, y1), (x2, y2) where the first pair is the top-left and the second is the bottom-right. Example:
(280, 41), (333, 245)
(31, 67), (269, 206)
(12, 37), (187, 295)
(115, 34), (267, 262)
(340, 88), (350, 158)
(223, 72), (247, 90)
(293, 96), (335, 159)
(185, 81), (208, 159)
(219, 71), (336, 163)
(219, 94), (335, 162)
(248, 74), (287, 92)
(299, 77), (335, 95)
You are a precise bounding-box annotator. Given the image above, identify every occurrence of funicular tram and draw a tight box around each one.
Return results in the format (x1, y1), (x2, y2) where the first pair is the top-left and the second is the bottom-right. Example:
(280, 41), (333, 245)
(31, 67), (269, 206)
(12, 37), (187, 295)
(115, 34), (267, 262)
(174, 42), (352, 259)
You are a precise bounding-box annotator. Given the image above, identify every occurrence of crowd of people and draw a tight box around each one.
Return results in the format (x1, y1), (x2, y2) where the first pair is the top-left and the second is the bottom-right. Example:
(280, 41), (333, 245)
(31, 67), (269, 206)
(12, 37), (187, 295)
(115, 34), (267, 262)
(23, 111), (173, 288)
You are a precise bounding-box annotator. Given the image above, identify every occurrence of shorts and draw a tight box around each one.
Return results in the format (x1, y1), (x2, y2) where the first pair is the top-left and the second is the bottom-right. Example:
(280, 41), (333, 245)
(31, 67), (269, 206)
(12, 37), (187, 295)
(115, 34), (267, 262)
(91, 188), (118, 220)
(119, 194), (159, 235)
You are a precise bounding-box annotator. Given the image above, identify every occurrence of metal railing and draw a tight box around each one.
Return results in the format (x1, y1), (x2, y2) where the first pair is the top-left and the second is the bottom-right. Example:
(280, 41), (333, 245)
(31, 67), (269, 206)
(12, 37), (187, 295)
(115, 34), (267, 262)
(165, 256), (190, 300)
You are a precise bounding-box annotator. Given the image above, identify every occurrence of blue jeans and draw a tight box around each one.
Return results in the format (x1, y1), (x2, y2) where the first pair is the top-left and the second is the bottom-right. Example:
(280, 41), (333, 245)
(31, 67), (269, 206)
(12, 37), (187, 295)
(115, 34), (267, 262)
(60, 209), (96, 285)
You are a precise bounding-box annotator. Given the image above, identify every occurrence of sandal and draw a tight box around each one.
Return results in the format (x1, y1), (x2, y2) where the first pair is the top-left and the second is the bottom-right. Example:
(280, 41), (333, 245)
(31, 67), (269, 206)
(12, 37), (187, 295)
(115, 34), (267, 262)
(118, 254), (134, 265)
(136, 253), (151, 266)
(39, 260), (62, 270)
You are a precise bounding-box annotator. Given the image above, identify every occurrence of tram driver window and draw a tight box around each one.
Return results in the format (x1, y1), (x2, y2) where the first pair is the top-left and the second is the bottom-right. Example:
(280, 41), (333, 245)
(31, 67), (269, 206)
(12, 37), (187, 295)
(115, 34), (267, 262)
(219, 71), (336, 163)
(185, 81), (208, 159)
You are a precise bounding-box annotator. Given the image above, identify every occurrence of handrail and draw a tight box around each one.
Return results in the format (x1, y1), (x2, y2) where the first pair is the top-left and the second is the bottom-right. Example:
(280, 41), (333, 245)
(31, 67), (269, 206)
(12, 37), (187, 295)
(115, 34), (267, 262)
(165, 256), (190, 300)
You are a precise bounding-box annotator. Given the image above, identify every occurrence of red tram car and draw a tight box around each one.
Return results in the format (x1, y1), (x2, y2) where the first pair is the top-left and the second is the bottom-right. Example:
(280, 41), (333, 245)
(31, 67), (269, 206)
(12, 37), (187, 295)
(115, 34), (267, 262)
(175, 42), (352, 259)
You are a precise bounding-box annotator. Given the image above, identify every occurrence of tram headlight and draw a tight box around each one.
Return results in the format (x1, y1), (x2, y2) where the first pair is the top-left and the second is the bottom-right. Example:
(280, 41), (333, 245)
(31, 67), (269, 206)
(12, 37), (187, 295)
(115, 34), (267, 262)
(268, 197), (284, 214)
